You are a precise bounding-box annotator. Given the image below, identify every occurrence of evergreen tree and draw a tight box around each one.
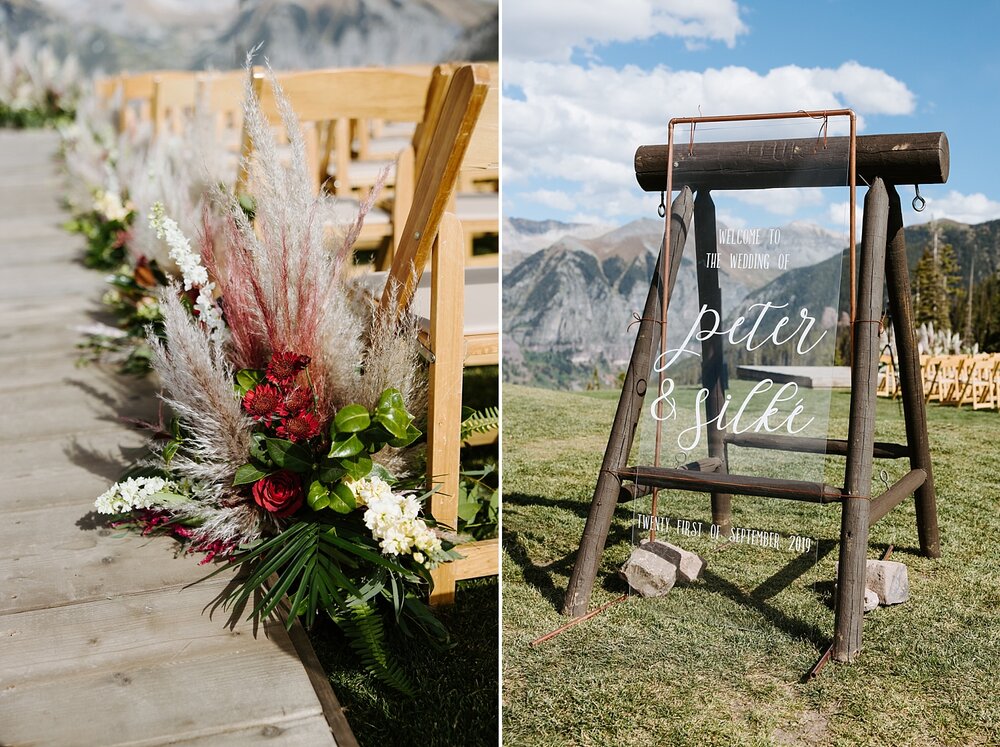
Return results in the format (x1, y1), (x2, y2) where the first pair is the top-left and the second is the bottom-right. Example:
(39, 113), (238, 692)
(913, 243), (960, 331)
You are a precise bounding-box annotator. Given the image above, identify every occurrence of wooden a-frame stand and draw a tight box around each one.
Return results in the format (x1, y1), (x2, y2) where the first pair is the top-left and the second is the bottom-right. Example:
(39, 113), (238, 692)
(563, 132), (949, 662)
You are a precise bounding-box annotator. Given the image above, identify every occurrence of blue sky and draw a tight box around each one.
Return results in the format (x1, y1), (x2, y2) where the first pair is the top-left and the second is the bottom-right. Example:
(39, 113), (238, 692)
(502, 1), (1000, 231)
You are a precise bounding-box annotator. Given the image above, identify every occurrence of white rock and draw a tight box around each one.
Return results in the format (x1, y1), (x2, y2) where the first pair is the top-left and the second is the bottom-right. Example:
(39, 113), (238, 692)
(866, 559), (909, 605)
(620, 544), (677, 597)
(640, 540), (707, 583)
(864, 588), (879, 613)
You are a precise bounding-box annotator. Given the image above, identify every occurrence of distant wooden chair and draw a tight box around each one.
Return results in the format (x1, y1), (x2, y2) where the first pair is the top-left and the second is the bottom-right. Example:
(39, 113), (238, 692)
(151, 74), (199, 138)
(118, 70), (191, 134)
(236, 66), (435, 260)
(378, 63), (498, 605)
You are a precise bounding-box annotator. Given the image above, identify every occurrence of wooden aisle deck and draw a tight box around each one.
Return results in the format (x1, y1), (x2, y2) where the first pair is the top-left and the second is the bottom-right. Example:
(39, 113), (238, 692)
(0, 131), (352, 746)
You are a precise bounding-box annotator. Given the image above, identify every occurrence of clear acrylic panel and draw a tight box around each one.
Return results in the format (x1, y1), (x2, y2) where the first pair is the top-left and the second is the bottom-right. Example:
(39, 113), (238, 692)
(627, 114), (853, 637)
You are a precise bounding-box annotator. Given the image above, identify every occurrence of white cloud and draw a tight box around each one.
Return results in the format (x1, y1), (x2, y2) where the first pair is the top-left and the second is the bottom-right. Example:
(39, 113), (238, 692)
(722, 187), (825, 216)
(503, 0), (748, 62)
(917, 190), (1000, 226)
(504, 60), (917, 223)
(519, 188), (577, 212)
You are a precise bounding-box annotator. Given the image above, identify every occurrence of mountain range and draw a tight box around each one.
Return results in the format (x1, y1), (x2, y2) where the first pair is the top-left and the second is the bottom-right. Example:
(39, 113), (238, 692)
(0, 0), (497, 72)
(503, 215), (1000, 389)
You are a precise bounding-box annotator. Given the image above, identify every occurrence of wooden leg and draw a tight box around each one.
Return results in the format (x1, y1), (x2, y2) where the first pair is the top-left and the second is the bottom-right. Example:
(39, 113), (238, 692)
(834, 178), (888, 662)
(886, 185), (941, 558)
(428, 214), (465, 606)
(562, 187), (694, 617)
(693, 190), (732, 534)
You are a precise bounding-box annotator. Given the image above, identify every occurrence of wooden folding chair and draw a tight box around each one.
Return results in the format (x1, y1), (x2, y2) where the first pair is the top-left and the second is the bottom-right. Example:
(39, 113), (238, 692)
(236, 66), (435, 259)
(378, 64), (498, 605)
(151, 74), (199, 138)
(118, 70), (191, 134)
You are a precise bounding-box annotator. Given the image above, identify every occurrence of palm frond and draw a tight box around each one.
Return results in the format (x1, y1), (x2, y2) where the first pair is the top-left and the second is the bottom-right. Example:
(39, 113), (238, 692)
(461, 406), (499, 441)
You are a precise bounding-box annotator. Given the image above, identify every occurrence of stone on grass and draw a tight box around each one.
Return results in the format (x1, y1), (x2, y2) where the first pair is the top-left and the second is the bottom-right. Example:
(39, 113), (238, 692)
(639, 539), (707, 583)
(864, 588), (879, 613)
(866, 559), (909, 605)
(620, 544), (677, 597)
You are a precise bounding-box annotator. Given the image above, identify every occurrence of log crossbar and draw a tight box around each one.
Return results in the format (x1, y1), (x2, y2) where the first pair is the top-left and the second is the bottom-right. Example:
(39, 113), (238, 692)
(634, 132), (949, 192)
(723, 432), (910, 460)
(620, 466), (843, 504)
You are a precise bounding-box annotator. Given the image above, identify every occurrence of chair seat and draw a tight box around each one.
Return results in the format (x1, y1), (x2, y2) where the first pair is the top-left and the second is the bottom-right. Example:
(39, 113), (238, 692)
(356, 265), (498, 338)
(455, 191), (499, 223)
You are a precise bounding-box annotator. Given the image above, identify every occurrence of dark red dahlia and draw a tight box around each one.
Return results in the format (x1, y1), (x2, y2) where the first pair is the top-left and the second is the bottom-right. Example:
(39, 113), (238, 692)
(242, 383), (283, 420)
(266, 351), (311, 386)
(282, 386), (314, 414)
(276, 410), (321, 442)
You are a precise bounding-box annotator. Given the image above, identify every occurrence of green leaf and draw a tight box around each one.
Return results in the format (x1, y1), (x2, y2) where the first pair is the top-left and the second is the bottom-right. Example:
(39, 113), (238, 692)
(234, 368), (265, 396)
(369, 463), (395, 484)
(327, 483), (357, 514)
(163, 438), (181, 466)
(307, 480), (331, 510)
(388, 421), (422, 448)
(340, 455), (373, 482)
(233, 463), (271, 486)
(318, 462), (347, 483)
(265, 438), (314, 473)
(372, 388), (415, 441)
(249, 432), (271, 465)
(328, 432), (364, 458)
(332, 404), (371, 434)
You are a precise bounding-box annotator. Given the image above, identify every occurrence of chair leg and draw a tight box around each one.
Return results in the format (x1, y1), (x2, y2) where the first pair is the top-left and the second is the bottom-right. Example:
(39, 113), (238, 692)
(428, 214), (466, 605)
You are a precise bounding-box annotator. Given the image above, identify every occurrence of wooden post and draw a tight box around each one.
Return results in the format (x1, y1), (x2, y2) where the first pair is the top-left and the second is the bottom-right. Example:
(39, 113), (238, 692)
(833, 178), (888, 662)
(885, 185), (941, 557)
(562, 187), (694, 618)
(693, 190), (732, 532)
(427, 213), (465, 605)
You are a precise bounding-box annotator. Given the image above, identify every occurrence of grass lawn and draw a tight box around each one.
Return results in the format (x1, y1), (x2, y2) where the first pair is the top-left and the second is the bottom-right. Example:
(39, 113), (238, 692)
(502, 383), (1000, 746)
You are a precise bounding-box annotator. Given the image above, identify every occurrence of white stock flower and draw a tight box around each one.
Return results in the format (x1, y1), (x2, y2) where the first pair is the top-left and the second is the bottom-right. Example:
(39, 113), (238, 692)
(149, 202), (208, 290)
(94, 476), (178, 514)
(354, 477), (443, 562)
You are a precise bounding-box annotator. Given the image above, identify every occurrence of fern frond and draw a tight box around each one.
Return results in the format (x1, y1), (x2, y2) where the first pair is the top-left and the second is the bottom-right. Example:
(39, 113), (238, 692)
(460, 406), (499, 441)
(337, 599), (415, 697)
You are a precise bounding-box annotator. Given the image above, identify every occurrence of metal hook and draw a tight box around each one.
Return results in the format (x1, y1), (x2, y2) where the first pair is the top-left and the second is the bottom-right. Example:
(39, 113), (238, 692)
(675, 450), (691, 468)
(879, 469), (890, 492)
(912, 185), (926, 212)
(657, 191), (666, 218)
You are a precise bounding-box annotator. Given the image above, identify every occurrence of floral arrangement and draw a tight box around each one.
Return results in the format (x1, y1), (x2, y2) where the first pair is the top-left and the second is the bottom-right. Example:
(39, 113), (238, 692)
(92, 69), (461, 693)
(0, 36), (81, 128)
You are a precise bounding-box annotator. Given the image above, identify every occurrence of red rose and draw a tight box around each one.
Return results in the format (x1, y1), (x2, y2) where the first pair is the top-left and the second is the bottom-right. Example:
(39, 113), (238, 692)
(252, 470), (304, 517)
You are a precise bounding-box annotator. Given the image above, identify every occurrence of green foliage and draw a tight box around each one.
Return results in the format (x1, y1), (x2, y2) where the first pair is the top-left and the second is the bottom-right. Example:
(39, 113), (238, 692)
(457, 464), (499, 540)
(460, 405), (498, 441)
(64, 209), (134, 270)
(914, 242), (960, 331)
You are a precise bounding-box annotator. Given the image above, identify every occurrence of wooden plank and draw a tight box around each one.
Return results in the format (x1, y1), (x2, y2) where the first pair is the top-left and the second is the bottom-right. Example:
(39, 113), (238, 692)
(0, 427), (147, 512)
(634, 132), (949, 192)
(0, 642), (331, 747)
(1, 578), (260, 684)
(163, 716), (338, 746)
(886, 185), (941, 558)
(454, 537), (499, 580)
(0, 503), (218, 615)
(833, 178), (888, 663)
(0, 375), (157, 443)
(562, 187), (693, 618)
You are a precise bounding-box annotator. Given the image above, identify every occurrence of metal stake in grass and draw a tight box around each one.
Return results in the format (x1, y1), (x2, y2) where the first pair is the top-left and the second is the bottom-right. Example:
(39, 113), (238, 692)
(530, 595), (630, 646)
